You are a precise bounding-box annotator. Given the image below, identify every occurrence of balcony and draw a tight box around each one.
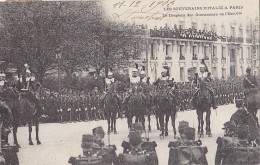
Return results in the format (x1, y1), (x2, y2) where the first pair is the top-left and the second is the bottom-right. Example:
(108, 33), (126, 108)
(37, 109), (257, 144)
(165, 56), (172, 60)
(221, 57), (226, 63)
(179, 54), (185, 60)
(204, 56), (209, 60)
(192, 55), (198, 60)
(246, 38), (252, 43)
(228, 37), (236, 42)
(237, 37), (243, 43)
(221, 37), (227, 42)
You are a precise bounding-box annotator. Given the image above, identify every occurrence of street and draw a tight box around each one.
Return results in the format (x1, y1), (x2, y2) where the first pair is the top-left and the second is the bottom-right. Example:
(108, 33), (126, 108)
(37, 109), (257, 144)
(9, 104), (257, 165)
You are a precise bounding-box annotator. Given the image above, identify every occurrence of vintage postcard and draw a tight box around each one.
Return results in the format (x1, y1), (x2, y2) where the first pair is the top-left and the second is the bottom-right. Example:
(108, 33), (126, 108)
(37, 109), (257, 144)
(0, 0), (259, 164)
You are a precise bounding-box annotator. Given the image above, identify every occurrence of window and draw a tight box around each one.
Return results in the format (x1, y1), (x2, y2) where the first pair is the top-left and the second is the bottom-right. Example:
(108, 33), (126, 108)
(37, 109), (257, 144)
(240, 47), (243, 59)
(247, 47), (250, 59)
(192, 46), (197, 59)
(179, 21), (185, 29)
(192, 22), (197, 30)
(204, 46), (208, 58)
(180, 67), (185, 81)
(230, 66), (236, 77)
(221, 25), (225, 36)
(231, 27), (235, 37)
(180, 45), (185, 59)
(222, 46), (226, 58)
(213, 45), (217, 58)
(151, 43), (154, 60)
(203, 23), (208, 31)
(239, 29), (243, 38)
(230, 49), (235, 62)
(222, 68), (226, 79)
(212, 24), (217, 32)
(166, 44), (169, 56)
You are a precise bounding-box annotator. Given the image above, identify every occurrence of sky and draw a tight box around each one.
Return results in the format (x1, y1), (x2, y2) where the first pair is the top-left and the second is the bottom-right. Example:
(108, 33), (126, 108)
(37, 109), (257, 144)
(0, 0), (258, 28)
(103, 0), (259, 28)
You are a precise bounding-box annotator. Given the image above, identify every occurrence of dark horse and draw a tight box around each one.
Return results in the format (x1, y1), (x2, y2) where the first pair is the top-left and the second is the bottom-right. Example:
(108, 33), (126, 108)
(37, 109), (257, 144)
(195, 79), (212, 137)
(155, 83), (177, 139)
(101, 83), (121, 134)
(244, 87), (260, 126)
(3, 84), (43, 147)
(125, 85), (146, 129)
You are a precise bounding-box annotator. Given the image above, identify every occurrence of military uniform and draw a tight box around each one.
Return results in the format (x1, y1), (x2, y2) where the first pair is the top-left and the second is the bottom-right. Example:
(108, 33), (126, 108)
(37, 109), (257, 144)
(191, 64), (217, 109)
(243, 68), (258, 96)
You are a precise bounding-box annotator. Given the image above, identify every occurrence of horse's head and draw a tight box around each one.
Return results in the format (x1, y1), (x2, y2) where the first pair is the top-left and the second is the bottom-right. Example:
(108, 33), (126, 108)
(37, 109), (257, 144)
(131, 85), (143, 95)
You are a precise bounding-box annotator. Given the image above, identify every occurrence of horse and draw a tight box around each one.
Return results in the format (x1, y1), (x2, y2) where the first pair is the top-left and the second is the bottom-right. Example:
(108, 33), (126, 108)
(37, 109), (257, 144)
(101, 83), (121, 134)
(124, 84), (147, 130)
(244, 87), (260, 126)
(155, 82), (177, 138)
(195, 79), (212, 137)
(3, 83), (43, 147)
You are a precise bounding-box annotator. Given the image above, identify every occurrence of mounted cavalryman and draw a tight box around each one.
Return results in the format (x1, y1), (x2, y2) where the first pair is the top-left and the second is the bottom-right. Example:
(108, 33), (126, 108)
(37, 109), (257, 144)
(243, 67), (258, 96)
(191, 60), (218, 110)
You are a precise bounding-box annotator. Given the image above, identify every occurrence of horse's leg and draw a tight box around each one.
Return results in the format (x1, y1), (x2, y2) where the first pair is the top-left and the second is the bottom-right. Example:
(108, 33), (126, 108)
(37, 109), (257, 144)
(28, 120), (34, 145)
(113, 112), (117, 134)
(35, 118), (41, 144)
(206, 109), (212, 137)
(107, 112), (111, 134)
(159, 113), (164, 138)
(171, 110), (177, 138)
(164, 111), (170, 137)
(201, 112), (204, 135)
(13, 123), (20, 148)
(197, 110), (201, 134)
(156, 112), (160, 130)
(148, 113), (151, 131)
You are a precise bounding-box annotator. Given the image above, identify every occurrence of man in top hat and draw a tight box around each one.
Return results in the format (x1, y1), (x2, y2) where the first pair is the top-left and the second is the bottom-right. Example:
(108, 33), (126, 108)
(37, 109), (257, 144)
(191, 60), (217, 109)
(243, 67), (258, 95)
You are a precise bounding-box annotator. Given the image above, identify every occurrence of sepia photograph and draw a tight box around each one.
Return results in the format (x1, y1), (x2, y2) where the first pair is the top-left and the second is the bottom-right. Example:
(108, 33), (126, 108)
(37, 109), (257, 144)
(0, 0), (259, 164)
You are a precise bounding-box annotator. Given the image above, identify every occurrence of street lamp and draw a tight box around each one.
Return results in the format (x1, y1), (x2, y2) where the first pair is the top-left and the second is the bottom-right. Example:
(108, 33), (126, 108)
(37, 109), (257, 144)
(55, 46), (62, 94)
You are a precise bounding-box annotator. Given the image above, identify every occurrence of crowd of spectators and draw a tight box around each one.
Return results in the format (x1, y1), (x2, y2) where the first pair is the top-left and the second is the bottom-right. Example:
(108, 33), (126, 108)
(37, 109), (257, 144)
(150, 26), (221, 41)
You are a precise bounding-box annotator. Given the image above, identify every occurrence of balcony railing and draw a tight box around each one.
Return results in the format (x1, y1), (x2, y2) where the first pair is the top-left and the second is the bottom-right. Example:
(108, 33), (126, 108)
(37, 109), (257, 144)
(237, 37), (243, 43)
(221, 38), (227, 42)
(246, 38), (252, 43)
(165, 56), (172, 60)
(228, 37), (236, 42)
(179, 55), (185, 60)
(192, 55), (198, 60)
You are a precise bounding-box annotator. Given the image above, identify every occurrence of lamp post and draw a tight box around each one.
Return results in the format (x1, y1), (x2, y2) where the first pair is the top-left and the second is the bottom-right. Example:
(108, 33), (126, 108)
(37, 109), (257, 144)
(55, 46), (62, 94)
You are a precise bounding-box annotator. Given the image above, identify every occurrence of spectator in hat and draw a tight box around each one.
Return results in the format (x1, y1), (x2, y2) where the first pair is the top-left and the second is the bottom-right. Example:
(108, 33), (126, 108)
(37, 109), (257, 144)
(230, 99), (259, 141)
(243, 67), (258, 95)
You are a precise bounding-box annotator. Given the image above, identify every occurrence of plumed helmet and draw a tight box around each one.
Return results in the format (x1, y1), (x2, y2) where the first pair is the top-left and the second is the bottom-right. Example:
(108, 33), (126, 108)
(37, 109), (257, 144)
(24, 63), (29, 68)
(0, 72), (6, 78)
(132, 68), (138, 72)
(108, 71), (113, 76)
(246, 67), (251, 72)
(199, 64), (206, 68)
(140, 70), (145, 75)
(161, 68), (167, 73)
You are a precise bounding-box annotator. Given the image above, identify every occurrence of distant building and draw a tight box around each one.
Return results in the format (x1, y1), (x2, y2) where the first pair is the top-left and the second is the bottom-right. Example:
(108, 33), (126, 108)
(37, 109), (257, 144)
(130, 16), (259, 82)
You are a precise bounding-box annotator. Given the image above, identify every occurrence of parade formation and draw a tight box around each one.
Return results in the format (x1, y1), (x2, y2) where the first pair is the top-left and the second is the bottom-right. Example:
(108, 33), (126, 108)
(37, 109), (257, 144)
(0, 59), (258, 165)
(0, 1), (258, 164)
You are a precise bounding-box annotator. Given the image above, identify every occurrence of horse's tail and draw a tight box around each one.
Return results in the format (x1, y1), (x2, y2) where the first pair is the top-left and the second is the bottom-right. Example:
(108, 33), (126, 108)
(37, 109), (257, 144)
(0, 101), (13, 122)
